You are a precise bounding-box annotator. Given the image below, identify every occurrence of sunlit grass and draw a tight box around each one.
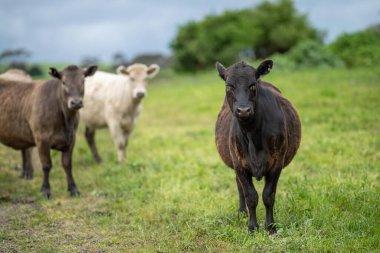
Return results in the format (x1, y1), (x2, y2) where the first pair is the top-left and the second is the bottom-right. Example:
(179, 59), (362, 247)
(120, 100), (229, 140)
(1, 67), (379, 252)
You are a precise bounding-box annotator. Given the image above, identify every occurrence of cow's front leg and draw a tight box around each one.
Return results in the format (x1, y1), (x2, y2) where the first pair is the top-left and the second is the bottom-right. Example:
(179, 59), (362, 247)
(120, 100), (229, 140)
(61, 143), (80, 197)
(262, 170), (281, 234)
(236, 170), (259, 232)
(21, 148), (34, 179)
(36, 142), (52, 199)
(108, 120), (126, 163)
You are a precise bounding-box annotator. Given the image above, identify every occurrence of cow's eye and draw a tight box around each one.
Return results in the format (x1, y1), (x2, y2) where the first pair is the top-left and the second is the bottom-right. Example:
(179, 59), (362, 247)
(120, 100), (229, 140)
(226, 85), (234, 92)
(62, 82), (69, 92)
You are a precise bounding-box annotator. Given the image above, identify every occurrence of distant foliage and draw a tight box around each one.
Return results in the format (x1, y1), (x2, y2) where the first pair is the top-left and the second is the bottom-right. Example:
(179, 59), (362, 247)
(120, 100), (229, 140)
(28, 65), (43, 77)
(330, 27), (380, 68)
(283, 40), (343, 69)
(170, 0), (321, 72)
(81, 56), (100, 67)
(130, 53), (172, 68)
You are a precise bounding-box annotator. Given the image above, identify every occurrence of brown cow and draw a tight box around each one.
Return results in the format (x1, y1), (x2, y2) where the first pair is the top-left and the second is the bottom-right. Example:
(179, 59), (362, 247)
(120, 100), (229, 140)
(215, 60), (301, 234)
(0, 65), (97, 198)
(0, 69), (35, 179)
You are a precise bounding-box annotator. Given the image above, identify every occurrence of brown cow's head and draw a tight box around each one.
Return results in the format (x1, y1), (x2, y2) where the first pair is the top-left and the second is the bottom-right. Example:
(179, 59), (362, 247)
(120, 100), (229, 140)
(116, 63), (160, 100)
(49, 65), (97, 110)
(216, 60), (273, 119)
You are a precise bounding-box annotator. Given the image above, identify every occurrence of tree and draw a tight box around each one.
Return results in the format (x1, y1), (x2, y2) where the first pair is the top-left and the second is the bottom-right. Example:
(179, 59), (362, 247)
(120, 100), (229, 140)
(81, 56), (100, 67)
(0, 48), (30, 71)
(112, 52), (128, 69)
(170, 0), (321, 72)
(330, 26), (380, 68)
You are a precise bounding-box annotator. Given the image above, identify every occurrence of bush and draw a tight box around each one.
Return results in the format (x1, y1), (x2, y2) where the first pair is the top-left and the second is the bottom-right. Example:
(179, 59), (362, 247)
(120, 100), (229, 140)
(170, 0), (322, 72)
(330, 28), (380, 68)
(287, 40), (344, 68)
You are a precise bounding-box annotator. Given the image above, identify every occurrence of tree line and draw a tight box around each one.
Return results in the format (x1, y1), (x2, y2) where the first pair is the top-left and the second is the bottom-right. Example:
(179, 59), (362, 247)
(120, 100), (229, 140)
(170, 0), (380, 72)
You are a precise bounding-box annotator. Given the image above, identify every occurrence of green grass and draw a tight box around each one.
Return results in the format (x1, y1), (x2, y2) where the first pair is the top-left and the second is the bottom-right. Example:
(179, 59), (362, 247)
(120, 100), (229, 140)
(0, 67), (379, 252)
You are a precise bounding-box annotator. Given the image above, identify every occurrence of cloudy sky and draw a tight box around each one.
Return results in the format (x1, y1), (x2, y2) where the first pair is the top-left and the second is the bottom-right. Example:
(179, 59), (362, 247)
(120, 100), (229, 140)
(0, 0), (379, 63)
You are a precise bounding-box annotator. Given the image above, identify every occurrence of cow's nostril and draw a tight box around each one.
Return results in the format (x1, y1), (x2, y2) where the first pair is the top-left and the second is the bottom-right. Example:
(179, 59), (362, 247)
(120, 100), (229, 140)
(237, 107), (250, 113)
(237, 106), (251, 117)
(136, 92), (145, 98)
(70, 100), (83, 108)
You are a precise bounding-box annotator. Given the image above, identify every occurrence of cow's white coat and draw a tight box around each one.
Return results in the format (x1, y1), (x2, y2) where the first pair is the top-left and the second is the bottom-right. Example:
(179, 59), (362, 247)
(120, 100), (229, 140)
(80, 63), (160, 162)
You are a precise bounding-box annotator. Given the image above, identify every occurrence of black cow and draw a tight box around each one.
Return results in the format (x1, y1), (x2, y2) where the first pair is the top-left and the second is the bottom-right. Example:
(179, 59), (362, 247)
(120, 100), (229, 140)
(215, 60), (301, 233)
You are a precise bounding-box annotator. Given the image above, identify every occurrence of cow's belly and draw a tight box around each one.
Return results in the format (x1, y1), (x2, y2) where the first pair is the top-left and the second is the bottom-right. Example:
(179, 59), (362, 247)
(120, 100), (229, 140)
(0, 122), (35, 150)
(0, 135), (35, 150)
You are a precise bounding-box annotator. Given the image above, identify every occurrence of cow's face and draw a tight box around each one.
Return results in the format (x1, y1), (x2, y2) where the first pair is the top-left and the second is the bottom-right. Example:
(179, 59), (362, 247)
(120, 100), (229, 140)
(117, 64), (160, 100)
(216, 60), (273, 119)
(49, 65), (97, 110)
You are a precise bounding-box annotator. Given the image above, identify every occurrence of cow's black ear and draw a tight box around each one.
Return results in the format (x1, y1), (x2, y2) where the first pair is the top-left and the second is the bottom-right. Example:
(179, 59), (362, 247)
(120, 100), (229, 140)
(49, 67), (62, 80)
(216, 62), (226, 80)
(84, 65), (98, 77)
(255, 60), (273, 79)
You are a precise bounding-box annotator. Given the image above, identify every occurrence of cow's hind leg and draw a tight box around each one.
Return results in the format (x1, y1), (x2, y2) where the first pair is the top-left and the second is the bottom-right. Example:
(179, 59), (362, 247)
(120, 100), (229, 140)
(61, 143), (80, 197)
(262, 170), (281, 234)
(85, 126), (102, 163)
(236, 170), (259, 232)
(21, 148), (34, 179)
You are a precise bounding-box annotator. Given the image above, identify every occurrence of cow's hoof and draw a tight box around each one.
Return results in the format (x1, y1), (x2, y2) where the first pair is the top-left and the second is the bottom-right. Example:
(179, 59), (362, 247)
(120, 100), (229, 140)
(69, 188), (80, 197)
(266, 224), (277, 235)
(41, 187), (51, 199)
(94, 157), (102, 164)
(248, 225), (259, 233)
(21, 170), (33, 180)
(238, 208), (247, 217)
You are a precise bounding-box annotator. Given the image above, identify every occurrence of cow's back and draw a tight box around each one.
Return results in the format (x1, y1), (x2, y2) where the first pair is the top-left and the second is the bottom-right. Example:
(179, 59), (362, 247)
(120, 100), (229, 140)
(0, 69), (32, 82)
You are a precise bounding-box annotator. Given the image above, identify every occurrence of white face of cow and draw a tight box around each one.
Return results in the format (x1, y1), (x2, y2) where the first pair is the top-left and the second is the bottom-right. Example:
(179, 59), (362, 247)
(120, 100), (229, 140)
(117, 64), (160, 100)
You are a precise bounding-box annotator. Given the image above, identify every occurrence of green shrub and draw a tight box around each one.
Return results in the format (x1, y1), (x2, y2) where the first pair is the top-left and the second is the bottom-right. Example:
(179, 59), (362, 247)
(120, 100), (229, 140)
(170, 0), (321, 72)
(330, 28), (380, 67)
(287, 40), (344, 68)
(269, 41), (343, 71)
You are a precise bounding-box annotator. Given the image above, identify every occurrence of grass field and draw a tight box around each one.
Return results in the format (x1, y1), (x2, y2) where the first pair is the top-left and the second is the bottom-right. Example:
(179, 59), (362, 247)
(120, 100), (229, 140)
(0, 66), (379, 252)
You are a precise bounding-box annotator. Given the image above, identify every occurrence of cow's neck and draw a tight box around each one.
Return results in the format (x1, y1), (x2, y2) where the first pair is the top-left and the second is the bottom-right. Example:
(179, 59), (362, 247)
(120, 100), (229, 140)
(57, 88), (77, 131)
(233, 94), (263, 176)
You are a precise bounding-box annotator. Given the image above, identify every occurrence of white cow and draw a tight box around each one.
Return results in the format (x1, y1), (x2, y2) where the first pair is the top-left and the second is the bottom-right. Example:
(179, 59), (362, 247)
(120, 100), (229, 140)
(0, 68), (32, 82)
(80, 63), (160, 163)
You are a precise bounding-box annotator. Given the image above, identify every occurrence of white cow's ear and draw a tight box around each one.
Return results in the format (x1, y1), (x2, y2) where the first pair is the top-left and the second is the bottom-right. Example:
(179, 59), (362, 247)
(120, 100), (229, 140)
(116, 65), (128, 75)
(147, 64), (160, 79)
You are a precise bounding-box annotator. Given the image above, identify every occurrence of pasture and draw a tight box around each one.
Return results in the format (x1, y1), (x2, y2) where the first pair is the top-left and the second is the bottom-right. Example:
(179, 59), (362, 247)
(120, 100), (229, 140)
(0, 66), (379, 252)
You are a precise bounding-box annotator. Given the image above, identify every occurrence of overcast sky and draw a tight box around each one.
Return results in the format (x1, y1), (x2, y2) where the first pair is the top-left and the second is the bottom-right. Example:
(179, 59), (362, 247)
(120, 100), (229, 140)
(0, 0), (379, 63)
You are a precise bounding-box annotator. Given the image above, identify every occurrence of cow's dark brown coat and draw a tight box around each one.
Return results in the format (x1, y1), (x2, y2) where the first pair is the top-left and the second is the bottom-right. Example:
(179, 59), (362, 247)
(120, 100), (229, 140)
(0, 65), (97, 198)
(215, 60), (301, 233)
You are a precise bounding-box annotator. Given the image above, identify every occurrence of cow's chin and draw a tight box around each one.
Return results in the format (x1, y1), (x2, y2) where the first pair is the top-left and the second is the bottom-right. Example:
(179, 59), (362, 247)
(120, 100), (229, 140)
(68, 105), (83, 110)
(234, 112), (254, 120)
(132, 94), (146, 101)
(67, 102), (83, 110)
